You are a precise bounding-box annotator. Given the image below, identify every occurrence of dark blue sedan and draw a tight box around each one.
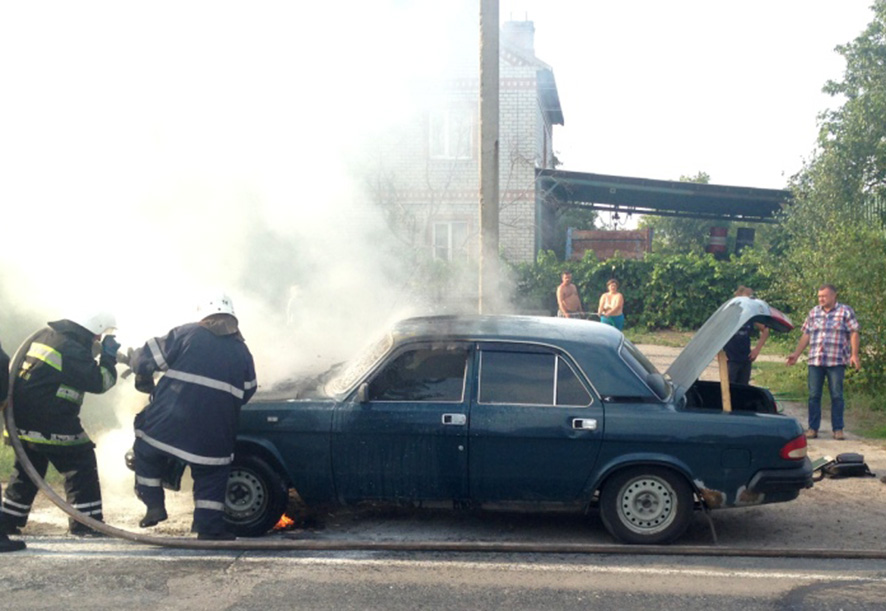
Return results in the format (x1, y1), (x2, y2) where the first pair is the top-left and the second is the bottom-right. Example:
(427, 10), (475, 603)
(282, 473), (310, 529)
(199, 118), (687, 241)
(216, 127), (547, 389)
(224, 297), (812, 544)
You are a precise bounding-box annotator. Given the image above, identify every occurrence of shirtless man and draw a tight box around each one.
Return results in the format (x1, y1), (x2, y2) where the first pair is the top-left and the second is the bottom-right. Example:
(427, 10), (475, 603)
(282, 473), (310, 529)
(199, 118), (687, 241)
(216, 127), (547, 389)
(556, 271), (584, 318)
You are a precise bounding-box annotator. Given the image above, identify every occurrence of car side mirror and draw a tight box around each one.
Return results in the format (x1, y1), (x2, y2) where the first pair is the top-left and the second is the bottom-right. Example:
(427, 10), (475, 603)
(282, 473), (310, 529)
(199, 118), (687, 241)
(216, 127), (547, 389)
(356, 383), (369, 403)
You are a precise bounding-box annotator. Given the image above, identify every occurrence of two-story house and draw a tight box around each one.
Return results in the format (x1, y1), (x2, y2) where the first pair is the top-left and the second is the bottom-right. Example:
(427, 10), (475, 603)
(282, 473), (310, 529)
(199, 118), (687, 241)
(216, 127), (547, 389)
(368, 20), (562, 266)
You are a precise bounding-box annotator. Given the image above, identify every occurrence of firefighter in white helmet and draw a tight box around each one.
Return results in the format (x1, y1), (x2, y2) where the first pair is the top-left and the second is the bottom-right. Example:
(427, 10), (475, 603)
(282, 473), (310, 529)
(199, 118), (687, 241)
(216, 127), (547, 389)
(129, 292), (257, 540)
(0, 312), (120, 537)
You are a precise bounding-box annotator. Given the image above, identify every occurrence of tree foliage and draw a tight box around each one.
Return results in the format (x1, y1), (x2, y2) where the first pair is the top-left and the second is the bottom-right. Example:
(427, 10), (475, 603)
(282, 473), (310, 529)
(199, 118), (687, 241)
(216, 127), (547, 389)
(776, 0), (886, 391)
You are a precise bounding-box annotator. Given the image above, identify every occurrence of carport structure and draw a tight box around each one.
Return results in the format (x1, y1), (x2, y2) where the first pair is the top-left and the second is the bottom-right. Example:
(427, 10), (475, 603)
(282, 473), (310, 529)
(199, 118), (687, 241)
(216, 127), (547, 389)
(537, 168), (792, 223)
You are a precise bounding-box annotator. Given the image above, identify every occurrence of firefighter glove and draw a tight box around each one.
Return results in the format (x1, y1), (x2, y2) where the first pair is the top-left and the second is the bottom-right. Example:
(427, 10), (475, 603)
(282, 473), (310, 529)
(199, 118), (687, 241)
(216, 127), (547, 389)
(101, 335), (121, 359)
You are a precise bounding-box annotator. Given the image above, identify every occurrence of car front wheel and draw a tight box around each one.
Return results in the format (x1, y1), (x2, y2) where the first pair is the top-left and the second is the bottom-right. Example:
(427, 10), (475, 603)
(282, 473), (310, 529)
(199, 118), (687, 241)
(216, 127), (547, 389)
(224, 454), (289, 537)
(599, 466), (694, 544)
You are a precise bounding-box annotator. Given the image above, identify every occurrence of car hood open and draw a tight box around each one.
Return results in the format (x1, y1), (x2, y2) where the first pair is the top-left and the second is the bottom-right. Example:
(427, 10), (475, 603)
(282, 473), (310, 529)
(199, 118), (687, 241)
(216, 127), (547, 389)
(665, 296), (793, 401)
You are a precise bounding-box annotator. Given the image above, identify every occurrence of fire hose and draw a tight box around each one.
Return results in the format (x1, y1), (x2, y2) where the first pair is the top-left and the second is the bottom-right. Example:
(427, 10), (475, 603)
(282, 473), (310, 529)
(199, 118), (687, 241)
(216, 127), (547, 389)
(6, 330), (886, 558)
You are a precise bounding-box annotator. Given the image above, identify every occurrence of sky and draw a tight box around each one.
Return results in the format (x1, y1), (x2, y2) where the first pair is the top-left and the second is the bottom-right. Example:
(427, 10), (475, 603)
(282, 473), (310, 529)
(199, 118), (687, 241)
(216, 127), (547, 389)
(501, 0), (876, 189)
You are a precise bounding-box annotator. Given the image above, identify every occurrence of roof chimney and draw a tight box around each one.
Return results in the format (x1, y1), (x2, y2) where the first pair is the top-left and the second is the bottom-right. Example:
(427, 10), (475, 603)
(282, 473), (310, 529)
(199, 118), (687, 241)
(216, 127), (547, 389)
(502, 20), (535, 54)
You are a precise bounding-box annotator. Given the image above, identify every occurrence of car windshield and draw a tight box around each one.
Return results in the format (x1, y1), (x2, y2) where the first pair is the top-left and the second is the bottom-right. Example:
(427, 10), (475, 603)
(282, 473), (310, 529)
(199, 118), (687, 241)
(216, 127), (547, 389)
(325, 331), (394, 397)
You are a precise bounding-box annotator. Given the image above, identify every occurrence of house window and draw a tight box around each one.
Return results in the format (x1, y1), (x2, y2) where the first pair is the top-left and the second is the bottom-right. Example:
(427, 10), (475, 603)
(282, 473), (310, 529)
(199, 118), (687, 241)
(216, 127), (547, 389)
(433, 221), (469, 261)
(429, 108), (473, 159)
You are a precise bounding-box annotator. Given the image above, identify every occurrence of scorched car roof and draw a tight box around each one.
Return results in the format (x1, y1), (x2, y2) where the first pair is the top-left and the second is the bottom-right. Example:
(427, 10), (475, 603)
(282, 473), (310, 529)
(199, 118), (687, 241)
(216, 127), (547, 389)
(388, 315), (624, 352)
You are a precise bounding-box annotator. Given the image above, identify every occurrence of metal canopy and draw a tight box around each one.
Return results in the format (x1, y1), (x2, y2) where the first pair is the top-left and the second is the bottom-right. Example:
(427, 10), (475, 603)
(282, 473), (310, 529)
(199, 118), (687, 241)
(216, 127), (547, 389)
(537, 168), (791, 223)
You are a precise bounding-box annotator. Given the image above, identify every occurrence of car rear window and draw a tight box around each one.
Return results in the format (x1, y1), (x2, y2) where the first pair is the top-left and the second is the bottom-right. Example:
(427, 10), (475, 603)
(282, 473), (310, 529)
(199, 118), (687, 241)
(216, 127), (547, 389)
(478, 349), (591, 407)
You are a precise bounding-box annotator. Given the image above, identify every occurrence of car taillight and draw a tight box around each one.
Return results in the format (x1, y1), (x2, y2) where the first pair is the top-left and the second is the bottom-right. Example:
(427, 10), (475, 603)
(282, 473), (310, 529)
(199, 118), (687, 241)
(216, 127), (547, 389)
(780, 435), (808, 460)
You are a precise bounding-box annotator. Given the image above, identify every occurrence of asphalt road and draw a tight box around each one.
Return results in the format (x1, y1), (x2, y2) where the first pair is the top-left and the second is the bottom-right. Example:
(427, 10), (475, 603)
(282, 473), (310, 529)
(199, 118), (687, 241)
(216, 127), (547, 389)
(3, 543), (886, 610)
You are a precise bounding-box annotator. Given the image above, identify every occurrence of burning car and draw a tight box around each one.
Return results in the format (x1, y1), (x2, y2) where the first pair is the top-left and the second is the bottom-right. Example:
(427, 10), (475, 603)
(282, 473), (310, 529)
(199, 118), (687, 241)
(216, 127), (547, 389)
(224, 296), (812, 544)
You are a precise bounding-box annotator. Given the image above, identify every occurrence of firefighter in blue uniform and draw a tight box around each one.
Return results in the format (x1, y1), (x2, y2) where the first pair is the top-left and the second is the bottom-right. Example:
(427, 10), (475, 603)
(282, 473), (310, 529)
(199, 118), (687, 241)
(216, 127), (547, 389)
(0, 339), (26, 551)
(129, 293), (256, 540)
(0, 313), (119, 537)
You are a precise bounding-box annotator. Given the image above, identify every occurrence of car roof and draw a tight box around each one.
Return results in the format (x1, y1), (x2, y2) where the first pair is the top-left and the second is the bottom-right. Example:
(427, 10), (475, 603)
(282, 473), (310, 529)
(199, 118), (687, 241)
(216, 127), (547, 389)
(389, 315), (624, 352)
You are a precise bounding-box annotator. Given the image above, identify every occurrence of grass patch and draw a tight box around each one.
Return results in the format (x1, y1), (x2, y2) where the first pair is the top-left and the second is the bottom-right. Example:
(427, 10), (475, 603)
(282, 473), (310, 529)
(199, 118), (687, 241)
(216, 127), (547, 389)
(845, 394), (886, 439)
(753, 361), (807, 400)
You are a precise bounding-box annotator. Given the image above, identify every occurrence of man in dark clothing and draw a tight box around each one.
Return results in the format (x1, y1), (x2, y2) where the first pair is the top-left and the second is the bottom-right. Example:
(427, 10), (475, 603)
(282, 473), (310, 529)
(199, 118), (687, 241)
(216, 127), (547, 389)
(0, 313), (119, 537)
(129, 293), (256, 540)
(724, 287), (770, 385)
(0, 339), (27, 551)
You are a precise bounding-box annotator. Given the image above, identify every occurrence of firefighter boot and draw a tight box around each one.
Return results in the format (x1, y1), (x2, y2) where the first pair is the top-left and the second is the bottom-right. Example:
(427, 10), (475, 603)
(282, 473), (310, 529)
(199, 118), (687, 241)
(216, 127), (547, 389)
(69, 522), (108, 537)
(0, 532), (25, 552)
(139, 506), (168, 528)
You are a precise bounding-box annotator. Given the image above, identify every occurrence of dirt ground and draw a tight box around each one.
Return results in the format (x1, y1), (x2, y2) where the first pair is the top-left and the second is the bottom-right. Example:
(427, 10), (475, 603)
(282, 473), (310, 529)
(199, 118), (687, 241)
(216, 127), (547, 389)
(10, 344), (886, 550)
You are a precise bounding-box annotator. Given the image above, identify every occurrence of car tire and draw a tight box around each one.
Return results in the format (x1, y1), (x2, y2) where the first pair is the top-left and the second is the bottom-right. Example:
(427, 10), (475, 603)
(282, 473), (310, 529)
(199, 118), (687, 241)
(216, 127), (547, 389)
(599, 466), (694, 544)
(224, 454), (289, 537)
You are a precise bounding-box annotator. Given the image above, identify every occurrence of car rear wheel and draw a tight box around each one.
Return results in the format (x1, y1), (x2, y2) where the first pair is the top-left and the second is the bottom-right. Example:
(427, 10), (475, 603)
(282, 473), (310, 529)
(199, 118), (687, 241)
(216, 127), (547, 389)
(600, 466), (693, 544)
(224, 454), (288, 537)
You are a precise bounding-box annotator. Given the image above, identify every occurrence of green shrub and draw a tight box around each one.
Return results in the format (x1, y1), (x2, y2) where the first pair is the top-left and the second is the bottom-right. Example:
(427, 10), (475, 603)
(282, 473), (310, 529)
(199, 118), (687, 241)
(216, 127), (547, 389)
(510, 249), (775, 330)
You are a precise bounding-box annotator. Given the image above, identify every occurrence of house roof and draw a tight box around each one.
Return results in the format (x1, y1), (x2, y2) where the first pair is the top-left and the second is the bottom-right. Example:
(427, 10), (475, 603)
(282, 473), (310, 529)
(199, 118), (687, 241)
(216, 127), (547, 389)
(537, 168), (792, 223)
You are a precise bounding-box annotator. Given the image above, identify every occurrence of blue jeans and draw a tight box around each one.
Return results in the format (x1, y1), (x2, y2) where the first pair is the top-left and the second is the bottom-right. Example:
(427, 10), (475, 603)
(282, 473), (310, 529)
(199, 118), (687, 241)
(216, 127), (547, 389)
(807, 365), (845, 432)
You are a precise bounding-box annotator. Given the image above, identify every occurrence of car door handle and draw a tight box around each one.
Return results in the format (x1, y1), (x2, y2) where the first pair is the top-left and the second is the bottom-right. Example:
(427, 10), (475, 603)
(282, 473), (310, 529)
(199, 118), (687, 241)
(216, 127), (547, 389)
(442, 413), (467, 426)
(572, 418), (597, 430)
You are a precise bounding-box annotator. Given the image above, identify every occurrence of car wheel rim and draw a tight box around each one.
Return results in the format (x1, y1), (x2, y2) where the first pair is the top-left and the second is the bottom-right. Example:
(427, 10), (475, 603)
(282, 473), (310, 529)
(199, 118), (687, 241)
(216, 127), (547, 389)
(616, 475), (677, 535)
(226, 468), (268, 522)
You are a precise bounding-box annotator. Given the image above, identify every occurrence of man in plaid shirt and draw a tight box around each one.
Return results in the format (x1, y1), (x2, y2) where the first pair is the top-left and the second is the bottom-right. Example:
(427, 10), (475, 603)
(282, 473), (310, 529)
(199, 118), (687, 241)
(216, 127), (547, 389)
(786, 284), (860, 440)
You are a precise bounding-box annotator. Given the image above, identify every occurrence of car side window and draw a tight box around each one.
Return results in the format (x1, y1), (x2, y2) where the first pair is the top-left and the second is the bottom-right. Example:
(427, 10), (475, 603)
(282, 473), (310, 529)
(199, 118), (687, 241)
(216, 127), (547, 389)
(479, 350), (591, 407)
(367, 346), (468, 402)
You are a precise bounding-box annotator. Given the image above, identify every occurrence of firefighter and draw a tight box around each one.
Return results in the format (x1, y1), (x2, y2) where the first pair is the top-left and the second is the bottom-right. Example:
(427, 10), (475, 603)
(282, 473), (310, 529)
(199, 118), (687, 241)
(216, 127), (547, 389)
(0, 313), (119, 537)
(0, 339), (26, 551)
(129, 293), (256, 540)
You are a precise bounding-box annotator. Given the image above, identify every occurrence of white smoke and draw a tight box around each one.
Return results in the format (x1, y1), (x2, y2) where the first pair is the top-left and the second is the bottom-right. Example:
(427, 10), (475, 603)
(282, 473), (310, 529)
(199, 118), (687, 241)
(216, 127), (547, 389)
(0, 1), (493, 514)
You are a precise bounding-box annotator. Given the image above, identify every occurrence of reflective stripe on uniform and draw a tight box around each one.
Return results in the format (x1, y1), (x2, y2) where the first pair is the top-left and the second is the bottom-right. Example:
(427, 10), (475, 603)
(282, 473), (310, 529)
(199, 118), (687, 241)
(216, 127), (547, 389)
(1, 507), (28, 518)
(26, 342), (63, 371)
(72, 500), (102, 510)
(72, 500), (102, 516)
(10, 428), (91, 446)
(1, 499), (32, 517)
(163, 369), (245, 400)
(194, 500), (226, 512)
(244, 379), (257, 390)
(134, 429), (233, 466)
(148, 338), (169, 371)
(136, 475), (162, 487)
(56, 384), (84, 405)
(100, 366), (115, 391)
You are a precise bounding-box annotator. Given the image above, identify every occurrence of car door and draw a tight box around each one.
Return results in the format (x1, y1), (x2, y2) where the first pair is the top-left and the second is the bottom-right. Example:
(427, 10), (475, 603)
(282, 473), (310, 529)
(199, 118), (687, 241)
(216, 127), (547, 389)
(331, 341), (471, 503)
(468, 342), (604, 503)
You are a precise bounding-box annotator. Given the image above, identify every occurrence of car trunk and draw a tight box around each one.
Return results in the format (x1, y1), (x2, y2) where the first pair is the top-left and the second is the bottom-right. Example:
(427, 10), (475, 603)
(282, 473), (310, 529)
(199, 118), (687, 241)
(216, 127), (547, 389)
(685, 380), (779, 414)
(666, 296), (793, 405)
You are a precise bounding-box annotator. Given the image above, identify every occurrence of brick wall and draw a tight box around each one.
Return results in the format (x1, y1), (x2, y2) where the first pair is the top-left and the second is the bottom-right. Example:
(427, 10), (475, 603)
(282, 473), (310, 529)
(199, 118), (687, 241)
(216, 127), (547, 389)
(569, 228), (654, 260)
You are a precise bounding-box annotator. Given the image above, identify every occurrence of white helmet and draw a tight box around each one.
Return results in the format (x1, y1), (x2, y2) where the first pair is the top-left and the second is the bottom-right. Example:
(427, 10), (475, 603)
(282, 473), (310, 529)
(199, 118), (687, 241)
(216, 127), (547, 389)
(197, 292), (236, 320)
(70, 311), (117, 336)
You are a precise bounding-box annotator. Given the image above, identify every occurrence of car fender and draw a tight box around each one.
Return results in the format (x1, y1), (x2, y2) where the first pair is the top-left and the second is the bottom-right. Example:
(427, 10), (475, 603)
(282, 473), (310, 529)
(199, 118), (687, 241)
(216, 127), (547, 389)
(234, 436), (291, 485)
(584, 452), (702, 506)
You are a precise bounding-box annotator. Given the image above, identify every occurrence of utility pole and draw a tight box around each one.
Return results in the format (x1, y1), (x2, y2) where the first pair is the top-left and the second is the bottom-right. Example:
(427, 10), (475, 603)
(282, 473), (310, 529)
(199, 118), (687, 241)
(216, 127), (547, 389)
(478, 0), (499, 314)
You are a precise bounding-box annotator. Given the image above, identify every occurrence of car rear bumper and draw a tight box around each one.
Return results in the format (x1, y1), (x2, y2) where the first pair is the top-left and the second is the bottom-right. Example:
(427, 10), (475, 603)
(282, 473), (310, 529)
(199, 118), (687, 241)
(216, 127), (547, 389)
(747, 459), (815, 496)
